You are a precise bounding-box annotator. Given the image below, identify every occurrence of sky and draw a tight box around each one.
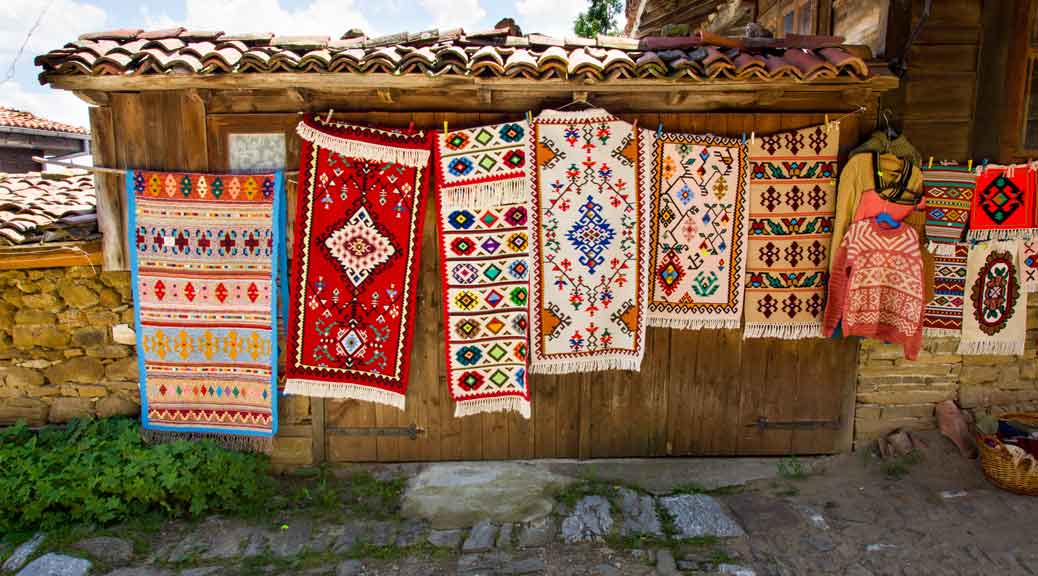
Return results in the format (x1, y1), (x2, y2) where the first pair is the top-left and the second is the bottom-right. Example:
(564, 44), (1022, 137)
(0, 0), (592, 130)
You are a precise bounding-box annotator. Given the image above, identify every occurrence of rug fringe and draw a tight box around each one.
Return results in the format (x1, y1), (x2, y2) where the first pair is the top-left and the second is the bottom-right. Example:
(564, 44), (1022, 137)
(529, 355), (644, 374)
(296, 122), (429, 168)
(967, 228), (1037, 242)
(647, 317), (740, 330)
(140, 428), (273, 454)
(956, 339), (1025, 356)
(442, 178), (527, 209)
(742, 323), (822, 340)
(923, 328), (962, 338)
(284, 378), (406, 410)
(454, 395), (531, 419)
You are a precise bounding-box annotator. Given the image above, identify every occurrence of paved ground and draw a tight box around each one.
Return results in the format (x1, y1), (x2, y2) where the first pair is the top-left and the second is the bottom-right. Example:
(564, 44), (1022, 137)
(4, 430), (1038, 576)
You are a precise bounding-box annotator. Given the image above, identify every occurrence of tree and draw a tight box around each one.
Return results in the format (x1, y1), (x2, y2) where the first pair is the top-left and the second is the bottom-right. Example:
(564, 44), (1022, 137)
(574, 0), (624, 38)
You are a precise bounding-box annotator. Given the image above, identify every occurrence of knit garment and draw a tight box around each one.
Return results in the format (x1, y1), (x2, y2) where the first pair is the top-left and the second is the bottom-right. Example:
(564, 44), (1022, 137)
(823, 219), (925, 360)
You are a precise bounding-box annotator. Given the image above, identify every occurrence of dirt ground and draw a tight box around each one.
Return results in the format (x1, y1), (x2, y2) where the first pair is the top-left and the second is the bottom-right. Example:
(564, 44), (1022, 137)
(7, 429), (1038, 576)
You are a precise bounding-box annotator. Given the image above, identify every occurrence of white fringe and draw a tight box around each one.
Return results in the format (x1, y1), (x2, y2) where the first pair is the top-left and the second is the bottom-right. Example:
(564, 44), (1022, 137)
(928, 242), (960, 256)
(535, 108), (614, 122)
(967, 228), (1037, 242)
(296, 122), (430, 168)
(647, 316), (741, 330)
(454, 395), (531, 419)
(441, 178), (527, 209)
(742, 322), (822, 340)
(956, 339), (1025, 356)
(923, 328), (961, 338)
(140, 428), (273, 454)
(529, 355), (644, 374)
(284, 378), (406, 410)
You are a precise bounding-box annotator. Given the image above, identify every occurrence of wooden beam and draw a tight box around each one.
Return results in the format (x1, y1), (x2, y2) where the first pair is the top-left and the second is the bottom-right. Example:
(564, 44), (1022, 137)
(667, 91), (689, 106)
(72, 90), (109, 106)
(88, 106), (126, 272)
(477, 87), (493, 105)
(756, 88), (785, 106)
(44, 71), (899, 95)
(376, 88), (399, 104)
(0, 241), (102, 270)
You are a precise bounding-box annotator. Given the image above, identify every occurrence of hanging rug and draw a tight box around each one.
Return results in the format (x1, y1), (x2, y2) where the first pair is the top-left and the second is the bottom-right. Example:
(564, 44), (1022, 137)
(646, 132), (750, 330)
(127, 170), (283, 451)
(921, 165), (975, 244)
(285, 116), (431, 409)
(922, 242), (968, 337)
(436, 120), (528, 208)
(528, 108), (653, 374)
(744, 124), (838, 339)
(967, 164), (1035, 241)
(1022, 239), (1038, 292)
(958, 240), (1027, 356)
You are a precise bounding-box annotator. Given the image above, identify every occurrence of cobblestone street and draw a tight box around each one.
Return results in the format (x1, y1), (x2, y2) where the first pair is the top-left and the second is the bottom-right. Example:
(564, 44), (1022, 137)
(4, 431), (1038, 576)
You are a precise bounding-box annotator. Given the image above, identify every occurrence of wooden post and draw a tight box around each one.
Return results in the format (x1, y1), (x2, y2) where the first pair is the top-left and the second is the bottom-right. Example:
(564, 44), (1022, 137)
(311, 397), (326, 464)
(88, 106), (127, 271)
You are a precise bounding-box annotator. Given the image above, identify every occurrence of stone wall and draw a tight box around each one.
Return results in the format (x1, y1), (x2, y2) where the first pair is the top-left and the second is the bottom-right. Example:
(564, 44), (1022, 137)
(0, 266), (139, 425)
(855, 299), (1038, 444)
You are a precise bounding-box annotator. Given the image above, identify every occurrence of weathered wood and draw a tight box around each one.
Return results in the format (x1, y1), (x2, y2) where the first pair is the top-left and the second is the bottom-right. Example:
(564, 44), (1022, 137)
(0, 241), (102, 270)
(88, 106), (126, 271)
(311, 397), (326, 463)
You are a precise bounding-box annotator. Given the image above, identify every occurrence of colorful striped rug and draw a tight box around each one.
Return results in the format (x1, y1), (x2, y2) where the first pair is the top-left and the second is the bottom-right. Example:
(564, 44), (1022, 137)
(922, 242), (968, 337)
(921, 165), (975, 243)
(128, 170), (283, 450)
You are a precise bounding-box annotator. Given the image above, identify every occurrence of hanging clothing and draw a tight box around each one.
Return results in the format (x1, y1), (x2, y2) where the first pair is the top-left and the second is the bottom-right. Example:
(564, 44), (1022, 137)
(830, 152), (934, 301)
(823, 219), (926, 360)
(848, 130), (924, 168)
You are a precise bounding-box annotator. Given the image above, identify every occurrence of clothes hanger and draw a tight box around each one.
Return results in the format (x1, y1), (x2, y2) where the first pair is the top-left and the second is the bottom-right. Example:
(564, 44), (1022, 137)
(881, 108), (900, 141)
(556, 91), (594, 112)
(875, 212), (901, 229)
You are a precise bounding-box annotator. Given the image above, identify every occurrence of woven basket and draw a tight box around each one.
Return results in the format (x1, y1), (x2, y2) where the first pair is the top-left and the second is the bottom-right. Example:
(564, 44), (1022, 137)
(977, 413), (1038, 496)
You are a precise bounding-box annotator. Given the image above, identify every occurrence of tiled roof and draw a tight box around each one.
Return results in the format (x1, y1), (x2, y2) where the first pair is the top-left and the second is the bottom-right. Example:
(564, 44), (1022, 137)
(0, 171), (97, 246)
(0, 107), (88, 136)
(34, 26), (874, 83)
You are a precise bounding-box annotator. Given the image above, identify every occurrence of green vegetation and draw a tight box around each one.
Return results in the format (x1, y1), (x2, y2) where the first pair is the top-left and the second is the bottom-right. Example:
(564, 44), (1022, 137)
(574, 0), (624, 38)
(881, 450), (924, 480)
(268, 468), (406, 522)
(0, 418), (273, 532)
(777, 456), (808, 480)
(552, 478), (620, 508)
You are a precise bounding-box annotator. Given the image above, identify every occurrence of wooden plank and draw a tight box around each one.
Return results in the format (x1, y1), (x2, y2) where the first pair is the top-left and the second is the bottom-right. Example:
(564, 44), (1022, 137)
(88, 106), (126, 271)
(311, 397), (326, 463)
(532, 375), (559, 457)
(0, 242), (103, 270)
(556, 375), (582, 458)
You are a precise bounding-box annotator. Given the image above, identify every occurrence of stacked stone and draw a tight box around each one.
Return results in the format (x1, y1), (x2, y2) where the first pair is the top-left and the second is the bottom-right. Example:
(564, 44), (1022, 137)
(855, 298), (1038, 443)
(0, 265), (138, 425)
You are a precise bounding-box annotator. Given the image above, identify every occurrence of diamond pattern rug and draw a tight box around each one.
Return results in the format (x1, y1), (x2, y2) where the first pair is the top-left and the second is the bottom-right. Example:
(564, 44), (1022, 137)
(744, 124), (839, 339)
(921, 165), (975, 244)
(968, 164), (1034, 241)
(127, 170), (283, 450)
(285, 117), (432, 409)
(922, 242), (968, 336)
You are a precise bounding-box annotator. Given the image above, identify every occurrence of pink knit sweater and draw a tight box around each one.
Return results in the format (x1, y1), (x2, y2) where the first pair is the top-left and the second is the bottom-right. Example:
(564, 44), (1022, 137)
(823, 219), (925, 359)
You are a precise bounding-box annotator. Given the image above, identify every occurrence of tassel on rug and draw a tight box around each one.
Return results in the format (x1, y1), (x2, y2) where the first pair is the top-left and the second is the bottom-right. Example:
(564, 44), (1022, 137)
(743, 323), (823, 340)
(140, 428), (274, 454)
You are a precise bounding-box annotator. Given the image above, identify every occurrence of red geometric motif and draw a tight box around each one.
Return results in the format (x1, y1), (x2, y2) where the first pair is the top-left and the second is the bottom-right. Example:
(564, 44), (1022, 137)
(285, 117), (432, 410)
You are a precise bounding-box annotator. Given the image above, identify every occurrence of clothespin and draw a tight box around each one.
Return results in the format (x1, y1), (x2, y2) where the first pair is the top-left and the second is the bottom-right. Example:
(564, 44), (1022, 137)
(968, 159), (973, 172)
(750, 131), (755, 145)
(408, 121), (414, 131)
(526, 110), (533, 124)
(741, 132), (747, 146)
(443, 119), (448, 134)
(982, 158), (989, 168)
(657, 123), (663, 138)
(325, 108), (334, 123)
(928, 156), (934, 169)
(825, 114), (830, 133)
(632, 118), (638, 130)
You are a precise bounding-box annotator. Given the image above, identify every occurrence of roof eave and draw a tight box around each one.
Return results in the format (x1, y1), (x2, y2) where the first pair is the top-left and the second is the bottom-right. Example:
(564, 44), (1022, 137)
(0, 125), (91, 140)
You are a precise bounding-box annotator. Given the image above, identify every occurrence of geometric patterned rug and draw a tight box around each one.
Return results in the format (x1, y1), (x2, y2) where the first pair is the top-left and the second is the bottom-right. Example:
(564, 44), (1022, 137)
(922, 242), (968, 337)
(127, 170), (283, 450)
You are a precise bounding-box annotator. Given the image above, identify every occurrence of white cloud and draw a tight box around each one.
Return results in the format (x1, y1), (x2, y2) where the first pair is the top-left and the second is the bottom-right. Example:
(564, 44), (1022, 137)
(144, 0), (375, 38)
(0, 0), (104, 132)
(420, 0), (487, 31)
(515, 0), (586, 37)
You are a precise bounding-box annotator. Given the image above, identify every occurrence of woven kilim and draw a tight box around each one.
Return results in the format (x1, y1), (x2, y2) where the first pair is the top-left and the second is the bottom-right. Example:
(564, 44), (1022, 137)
(528, 109), (653, 373)
(922, 243), (968, 336)
(1022, 239), (1038, 292)
(921, 165), (975, 243)
(646, 133), (749, 329)
(744, 124), (839, 339)
(285, 117), (431, 409)
(127, 170), (282, 448)
(436, 121), (528, 208)
(437, 202), (530, 418)
(968, 164), (1034, 240)
(958, 240), (1027, 356)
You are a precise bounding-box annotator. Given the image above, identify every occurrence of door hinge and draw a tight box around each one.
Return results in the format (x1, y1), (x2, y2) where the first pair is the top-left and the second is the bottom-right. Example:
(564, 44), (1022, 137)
(749, 417), (841, 430)
(326, 424), (424, 439)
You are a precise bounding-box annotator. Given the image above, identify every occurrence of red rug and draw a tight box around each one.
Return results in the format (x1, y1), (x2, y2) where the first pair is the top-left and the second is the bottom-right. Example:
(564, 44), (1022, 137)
(285, 117), (432, 409)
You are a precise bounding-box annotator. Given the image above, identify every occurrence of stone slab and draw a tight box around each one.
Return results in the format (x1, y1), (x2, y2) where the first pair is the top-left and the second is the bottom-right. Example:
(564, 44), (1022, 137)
(658, 494), (744, 539)
(561, 495), (613, 543)
(16, 554), (91, 576)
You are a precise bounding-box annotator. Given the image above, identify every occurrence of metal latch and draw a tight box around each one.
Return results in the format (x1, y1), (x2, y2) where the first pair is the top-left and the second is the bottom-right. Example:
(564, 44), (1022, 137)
(749, 417), (841, 430)
(326, 423), (424, 439)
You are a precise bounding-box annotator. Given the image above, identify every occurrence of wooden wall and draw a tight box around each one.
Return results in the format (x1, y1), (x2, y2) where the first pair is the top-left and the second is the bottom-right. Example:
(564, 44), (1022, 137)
(883, 0), (983, 162)
(89, 89), (883, 461)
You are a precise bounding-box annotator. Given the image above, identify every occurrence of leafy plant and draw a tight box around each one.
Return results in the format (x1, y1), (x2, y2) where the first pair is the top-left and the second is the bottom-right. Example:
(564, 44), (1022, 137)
(0, 418), (274, 532)
(777, 456), (807, 480)
(574, 0), (624, 38)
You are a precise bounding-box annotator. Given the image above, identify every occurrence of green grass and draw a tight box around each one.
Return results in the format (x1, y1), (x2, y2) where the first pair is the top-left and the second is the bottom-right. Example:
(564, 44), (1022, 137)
(777, 456), (808, 480)
(670, 482), (746, 496)
(880, 450), (923, 480)
(552, 479), (620, 508)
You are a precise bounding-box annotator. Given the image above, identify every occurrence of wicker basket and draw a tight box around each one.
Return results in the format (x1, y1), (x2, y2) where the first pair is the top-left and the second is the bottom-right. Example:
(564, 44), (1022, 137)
(977, 413), (1038, 496)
